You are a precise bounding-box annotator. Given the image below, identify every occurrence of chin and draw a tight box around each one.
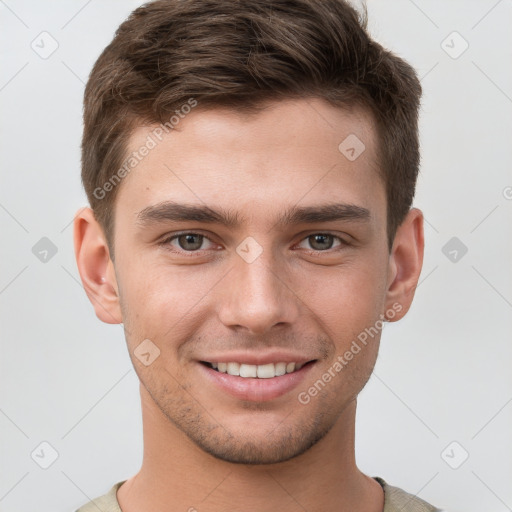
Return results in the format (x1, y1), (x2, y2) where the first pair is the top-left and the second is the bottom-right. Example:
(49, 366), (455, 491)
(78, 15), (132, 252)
(178, 412), (334, 465)
(194, 433), (322, 465)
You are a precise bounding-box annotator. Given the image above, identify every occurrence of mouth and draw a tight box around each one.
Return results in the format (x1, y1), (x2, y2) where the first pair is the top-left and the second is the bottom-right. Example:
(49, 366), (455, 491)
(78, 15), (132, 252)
(198, 359), (317, 402)
(200, 360), (316, 378)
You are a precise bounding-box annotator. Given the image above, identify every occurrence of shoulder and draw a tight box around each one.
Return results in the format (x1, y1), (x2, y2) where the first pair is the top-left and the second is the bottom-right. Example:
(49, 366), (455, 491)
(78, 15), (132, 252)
(75, 481), (125, 512)
(374, 476), (443, 512)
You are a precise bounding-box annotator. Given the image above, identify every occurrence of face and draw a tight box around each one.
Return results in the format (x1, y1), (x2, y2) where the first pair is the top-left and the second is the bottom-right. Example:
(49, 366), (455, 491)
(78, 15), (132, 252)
(88, 98), (409, 464)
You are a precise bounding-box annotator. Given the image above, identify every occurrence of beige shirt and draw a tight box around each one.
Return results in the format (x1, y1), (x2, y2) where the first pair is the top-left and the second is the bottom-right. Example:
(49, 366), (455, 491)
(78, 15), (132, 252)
(75, 477), (441, 511)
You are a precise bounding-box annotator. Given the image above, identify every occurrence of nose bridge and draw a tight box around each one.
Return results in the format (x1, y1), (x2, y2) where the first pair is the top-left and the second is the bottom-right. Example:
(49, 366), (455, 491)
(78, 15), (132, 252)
(217, 240), (299, 334)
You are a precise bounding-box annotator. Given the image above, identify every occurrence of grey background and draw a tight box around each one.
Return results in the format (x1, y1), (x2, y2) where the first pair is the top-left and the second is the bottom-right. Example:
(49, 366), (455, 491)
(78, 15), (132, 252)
(1, 1), (511, 511)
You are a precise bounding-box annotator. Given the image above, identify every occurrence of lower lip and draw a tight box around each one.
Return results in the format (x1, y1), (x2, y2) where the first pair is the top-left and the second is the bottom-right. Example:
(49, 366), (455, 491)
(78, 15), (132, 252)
(197, 362), (315, 402)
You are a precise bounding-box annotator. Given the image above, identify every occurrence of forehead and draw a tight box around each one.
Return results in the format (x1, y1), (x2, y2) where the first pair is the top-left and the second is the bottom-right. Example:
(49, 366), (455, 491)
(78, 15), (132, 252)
(115, 98), (384, 227)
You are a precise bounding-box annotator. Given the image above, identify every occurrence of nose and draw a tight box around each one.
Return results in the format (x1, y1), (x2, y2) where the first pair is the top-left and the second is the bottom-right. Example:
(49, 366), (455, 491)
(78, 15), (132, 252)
(216, 246), (300, 335)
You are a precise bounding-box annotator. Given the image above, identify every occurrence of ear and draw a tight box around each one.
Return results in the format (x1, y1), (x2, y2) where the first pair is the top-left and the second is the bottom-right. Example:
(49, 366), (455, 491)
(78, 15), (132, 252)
(73, 207), (122, 324)
(384, 208), (424, 321)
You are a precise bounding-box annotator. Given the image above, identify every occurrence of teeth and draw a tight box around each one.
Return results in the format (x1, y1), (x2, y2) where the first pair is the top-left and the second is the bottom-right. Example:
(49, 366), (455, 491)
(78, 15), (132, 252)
(286, 362), (296, 373)
(275, 362), (287, 376)
(210, 361), (304, 378)
(257, 363), (275, 379)
(239, 364), (257, 377)
(227, 362), (240, 376)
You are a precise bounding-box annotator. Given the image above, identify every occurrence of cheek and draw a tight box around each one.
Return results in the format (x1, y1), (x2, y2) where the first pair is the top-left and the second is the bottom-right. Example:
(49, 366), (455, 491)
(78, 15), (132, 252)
(117, 259), (220, 340)
(300, 258), (387, 331)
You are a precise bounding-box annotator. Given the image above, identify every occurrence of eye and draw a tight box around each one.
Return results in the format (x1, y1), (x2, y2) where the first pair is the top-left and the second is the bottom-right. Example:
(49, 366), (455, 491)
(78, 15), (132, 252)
(162, 232), (216, 252)
(297, 233), (346, 252)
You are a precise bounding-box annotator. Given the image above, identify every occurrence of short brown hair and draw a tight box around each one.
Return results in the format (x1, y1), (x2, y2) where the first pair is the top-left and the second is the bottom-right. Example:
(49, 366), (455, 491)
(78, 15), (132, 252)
(81, 0), (422, 252)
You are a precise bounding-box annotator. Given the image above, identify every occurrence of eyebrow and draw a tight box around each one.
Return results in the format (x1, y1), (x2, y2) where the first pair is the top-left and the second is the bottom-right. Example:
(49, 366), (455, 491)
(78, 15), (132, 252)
(136, 200), (370, 228)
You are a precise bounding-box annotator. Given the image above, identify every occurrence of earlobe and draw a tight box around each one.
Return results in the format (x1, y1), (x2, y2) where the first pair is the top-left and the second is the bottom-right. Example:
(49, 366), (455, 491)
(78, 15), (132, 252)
(73, 207), (122, 324)
(384, 208), (424, 322)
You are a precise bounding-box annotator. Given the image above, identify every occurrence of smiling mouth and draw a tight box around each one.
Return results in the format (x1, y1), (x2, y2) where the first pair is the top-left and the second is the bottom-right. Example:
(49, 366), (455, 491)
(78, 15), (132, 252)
(200, 360), (316, 378)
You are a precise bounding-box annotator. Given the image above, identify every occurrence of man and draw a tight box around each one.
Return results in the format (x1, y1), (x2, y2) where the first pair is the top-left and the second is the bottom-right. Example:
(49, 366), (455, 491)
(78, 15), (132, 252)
(74, 0), (442, 510)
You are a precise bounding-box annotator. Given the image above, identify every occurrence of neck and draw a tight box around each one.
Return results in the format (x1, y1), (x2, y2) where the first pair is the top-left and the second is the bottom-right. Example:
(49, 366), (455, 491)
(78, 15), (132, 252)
(117, 384), (383, 512)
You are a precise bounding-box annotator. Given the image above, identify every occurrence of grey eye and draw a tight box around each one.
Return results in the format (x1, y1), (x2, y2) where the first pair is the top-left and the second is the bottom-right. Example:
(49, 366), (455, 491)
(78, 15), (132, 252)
(306, 234), (336, 251)
(176, 233), (205, 251)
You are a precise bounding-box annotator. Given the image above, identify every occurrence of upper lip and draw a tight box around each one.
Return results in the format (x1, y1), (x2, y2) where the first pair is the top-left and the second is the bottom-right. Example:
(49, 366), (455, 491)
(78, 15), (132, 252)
(198, 350), (317, 366)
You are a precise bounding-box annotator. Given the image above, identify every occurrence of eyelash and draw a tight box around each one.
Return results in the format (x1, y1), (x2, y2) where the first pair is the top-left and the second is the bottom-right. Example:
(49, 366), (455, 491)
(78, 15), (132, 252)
(159, 231), (350, 256)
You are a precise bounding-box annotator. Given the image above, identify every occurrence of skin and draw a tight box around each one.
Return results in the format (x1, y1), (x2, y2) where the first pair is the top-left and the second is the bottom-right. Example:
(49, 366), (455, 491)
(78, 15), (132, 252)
(74, 97), (424, 512)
